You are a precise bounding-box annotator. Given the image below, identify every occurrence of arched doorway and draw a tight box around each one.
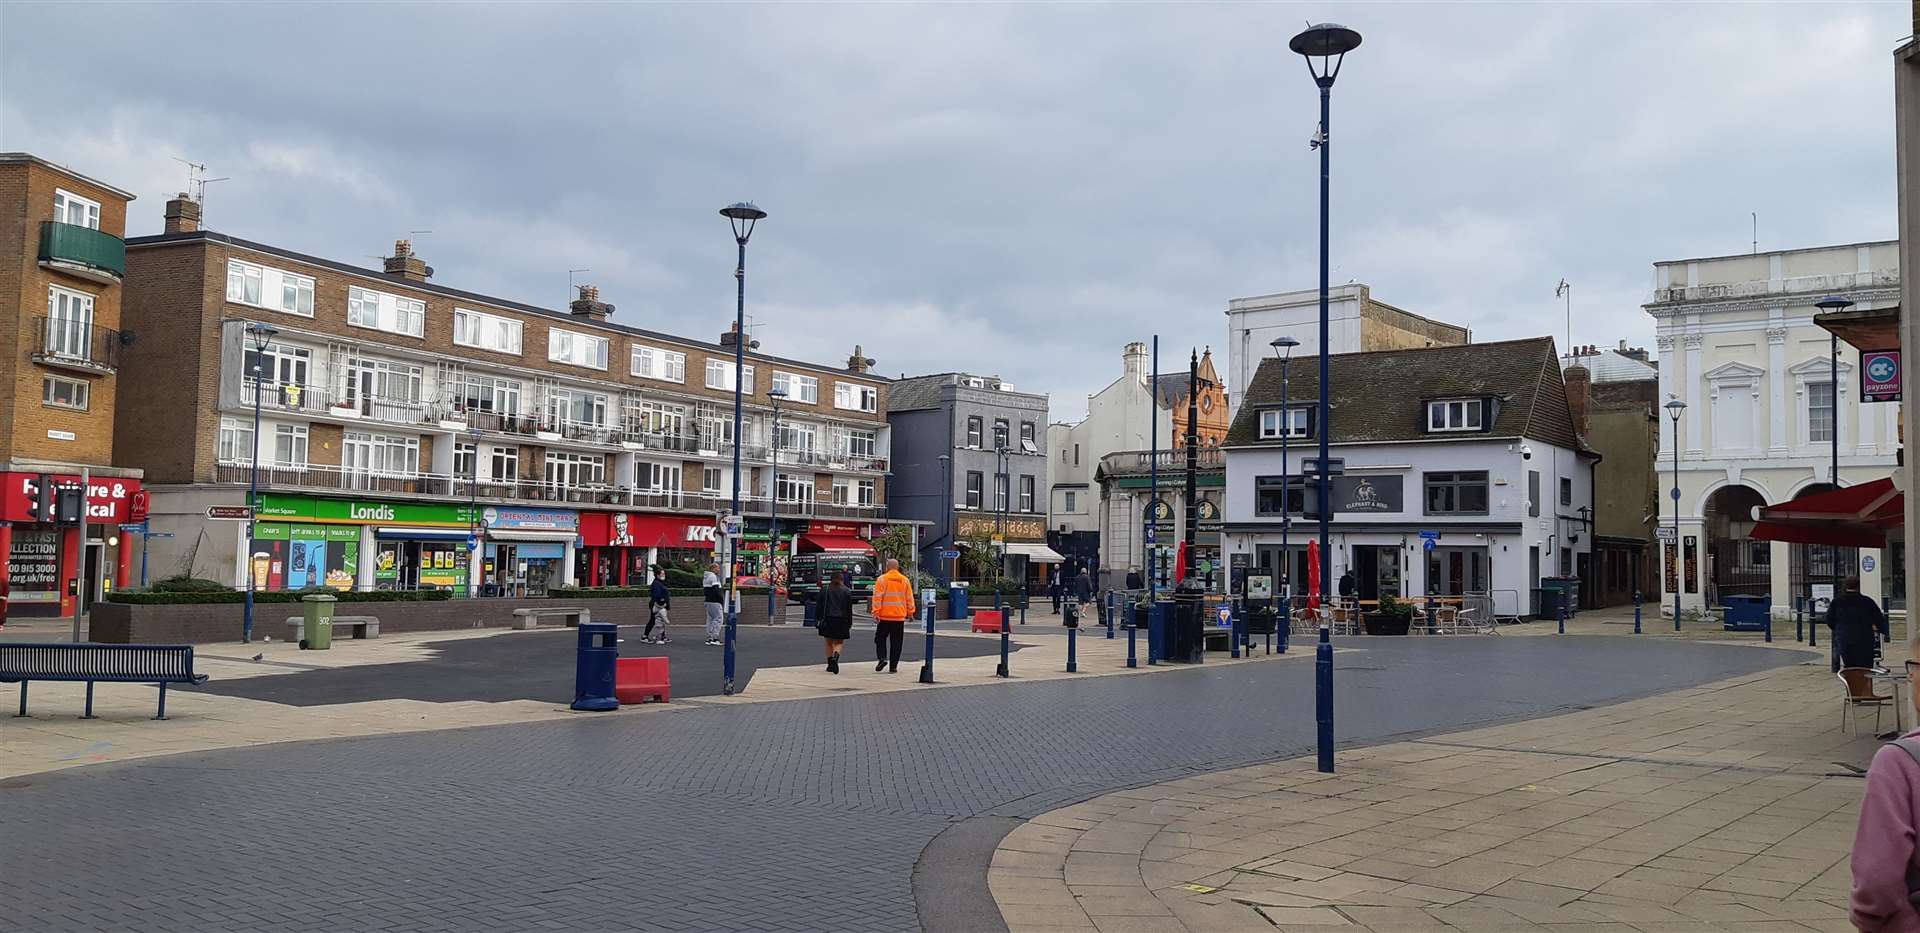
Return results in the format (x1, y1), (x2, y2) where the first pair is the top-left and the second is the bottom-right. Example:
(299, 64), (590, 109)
(1703, 485), (1768, 606)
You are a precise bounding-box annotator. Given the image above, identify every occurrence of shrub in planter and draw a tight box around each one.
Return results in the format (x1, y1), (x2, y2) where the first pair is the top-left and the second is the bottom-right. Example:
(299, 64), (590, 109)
(152, 575), (233, 593)
(108, 589), (455, 605)
(1363, 595), (1415, 636)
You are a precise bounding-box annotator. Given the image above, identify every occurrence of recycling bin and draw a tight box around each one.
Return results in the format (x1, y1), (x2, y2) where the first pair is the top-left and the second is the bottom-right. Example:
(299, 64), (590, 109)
(300, 593), (336, 650)
(948, 583), (970, 620)
(1533, 587), (1564, 622)
(1721, 594), (1770, 631)
(1539, 577), (1581, 616)
(1167, 578), (1207, 663)
(1149, 599), (1170, 661)
(571, 621), (620, 711)
(802, 590), (818, 628)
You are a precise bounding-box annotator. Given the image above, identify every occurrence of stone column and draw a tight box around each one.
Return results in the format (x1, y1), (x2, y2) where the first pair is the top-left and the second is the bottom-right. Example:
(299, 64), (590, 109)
(1767, 322), (1788, 452)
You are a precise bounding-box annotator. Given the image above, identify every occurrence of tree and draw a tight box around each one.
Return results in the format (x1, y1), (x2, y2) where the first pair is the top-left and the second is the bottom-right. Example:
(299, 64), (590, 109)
(958, 529), (1002, 584)
(871, 525), (915, 569)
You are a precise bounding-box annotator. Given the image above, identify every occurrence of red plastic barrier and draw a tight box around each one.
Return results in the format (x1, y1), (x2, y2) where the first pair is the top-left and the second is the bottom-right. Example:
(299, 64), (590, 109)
(615, 657), (671, 704)
(971, 610), (1006, 634)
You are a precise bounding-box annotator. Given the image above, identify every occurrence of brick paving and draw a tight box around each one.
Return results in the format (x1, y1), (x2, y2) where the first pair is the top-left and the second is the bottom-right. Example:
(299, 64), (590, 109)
(0, 636), (1798, 933)
(988, 660), (1877, 933)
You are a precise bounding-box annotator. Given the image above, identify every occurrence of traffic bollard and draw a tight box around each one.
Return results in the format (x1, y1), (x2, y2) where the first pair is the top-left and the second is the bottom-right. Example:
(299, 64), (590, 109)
(1230, 602), (1242, 659)
(1557, 601), (1566, 635)
(919, 588), (936, 684)
(1809, 607), (1818, 648)
(1066, 625), (1078, 673)
(1148, 601), (1165, 665)
(1425, 594), (1436, 633)
(1796, 596), (1804, 642)
(1020, 587), (1028, 625)
(1105, 591), (1117, 639)
(1764, 608), (1772, 643)
(1315, 622), (1334, 774)
(1633, 590), (1642, 634)
(1126, 607), (1138, 668)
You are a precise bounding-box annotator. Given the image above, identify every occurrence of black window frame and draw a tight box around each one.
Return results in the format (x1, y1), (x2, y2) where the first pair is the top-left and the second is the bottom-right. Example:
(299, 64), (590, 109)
(1559, 476), (1573, 507)
(1424, 470), (1490, 516)
(1254, 475), (1308, 517)
(965, 416), (983, 448)
(1527, 470), (1540, 518)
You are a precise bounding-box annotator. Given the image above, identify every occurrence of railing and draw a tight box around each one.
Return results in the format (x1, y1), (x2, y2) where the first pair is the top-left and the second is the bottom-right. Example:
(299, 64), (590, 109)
(621, 429), (709, 454)
(32, 315), (119, 372)
(1099, 447), (1226, 476)
(38, 221), (125, 281)
(243, 379), (336, 414)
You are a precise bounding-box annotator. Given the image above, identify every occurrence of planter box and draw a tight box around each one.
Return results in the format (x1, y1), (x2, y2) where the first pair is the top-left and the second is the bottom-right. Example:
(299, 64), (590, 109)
(1362, 612), (1411, 636)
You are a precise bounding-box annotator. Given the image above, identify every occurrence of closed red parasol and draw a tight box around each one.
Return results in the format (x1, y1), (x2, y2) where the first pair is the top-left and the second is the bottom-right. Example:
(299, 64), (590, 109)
(1306, 539), (1322, 611)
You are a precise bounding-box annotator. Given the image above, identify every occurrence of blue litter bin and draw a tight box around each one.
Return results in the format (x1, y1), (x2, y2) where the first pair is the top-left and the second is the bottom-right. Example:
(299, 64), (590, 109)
(1721, 595), (1770, 631)
(948, 584), (970, 620)
(571, 622), (620, 711)
(803, 591), (818, 628)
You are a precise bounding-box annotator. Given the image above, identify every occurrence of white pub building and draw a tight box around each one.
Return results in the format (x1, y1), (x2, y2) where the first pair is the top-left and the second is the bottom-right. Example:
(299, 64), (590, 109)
(1221, 338), (1595, 619)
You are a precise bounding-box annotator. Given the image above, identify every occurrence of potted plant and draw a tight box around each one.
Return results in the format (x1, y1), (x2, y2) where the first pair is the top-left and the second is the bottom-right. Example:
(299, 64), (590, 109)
(1364, 594), (1414, 636)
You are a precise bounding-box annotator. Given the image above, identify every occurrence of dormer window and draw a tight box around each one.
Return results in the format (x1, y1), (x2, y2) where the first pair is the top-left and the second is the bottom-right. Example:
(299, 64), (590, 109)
(1258, 407), (1312, 439)
(1426, 398), (1484, 433)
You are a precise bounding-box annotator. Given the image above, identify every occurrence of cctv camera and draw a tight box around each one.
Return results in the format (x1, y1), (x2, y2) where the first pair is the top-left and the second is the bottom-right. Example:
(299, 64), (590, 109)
(1520, 445), (1534, 461)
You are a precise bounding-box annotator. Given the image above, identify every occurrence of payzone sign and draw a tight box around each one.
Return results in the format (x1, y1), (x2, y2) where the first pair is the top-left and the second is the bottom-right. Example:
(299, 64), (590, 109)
(1862, 349), (1901, 403)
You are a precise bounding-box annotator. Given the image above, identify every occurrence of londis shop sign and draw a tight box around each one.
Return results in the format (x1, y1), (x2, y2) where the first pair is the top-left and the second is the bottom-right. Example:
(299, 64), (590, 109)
(256, 494), (476, 527)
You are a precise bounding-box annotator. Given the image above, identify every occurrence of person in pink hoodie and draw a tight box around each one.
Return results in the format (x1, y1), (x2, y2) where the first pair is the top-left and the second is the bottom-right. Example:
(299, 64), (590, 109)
(1853, 657), (1920, 931)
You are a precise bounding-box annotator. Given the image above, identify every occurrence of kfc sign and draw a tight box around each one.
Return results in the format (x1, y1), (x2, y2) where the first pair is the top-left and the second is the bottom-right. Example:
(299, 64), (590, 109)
(580, 512), (717, 549)
(0, 472), (142, 524)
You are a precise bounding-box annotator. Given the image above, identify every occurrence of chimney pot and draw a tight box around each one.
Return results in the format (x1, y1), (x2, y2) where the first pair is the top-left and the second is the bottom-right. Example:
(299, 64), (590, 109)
(163, 193), (201, 235)
(384, 239), (432, 282)
(846, 344), (875, 373)
(569, 284), (613, 321)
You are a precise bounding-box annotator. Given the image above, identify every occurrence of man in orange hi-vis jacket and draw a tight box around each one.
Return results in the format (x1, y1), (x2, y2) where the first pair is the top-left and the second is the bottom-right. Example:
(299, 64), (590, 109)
(869, 558), (917, 673)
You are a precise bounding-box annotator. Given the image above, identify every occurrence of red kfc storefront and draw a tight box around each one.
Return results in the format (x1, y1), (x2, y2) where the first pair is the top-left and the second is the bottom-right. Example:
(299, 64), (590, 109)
(1, 471), (144, 620)
(576, 511), (717, 587)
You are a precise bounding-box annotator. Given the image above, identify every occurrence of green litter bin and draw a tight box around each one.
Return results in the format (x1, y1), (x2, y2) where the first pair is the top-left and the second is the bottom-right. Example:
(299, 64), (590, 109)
(301, 593), (337, 650)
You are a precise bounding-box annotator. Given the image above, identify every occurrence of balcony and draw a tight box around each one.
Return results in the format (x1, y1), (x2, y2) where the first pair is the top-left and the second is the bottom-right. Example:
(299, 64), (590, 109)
(32, 315), (120, 374)
(1098, 447), (1226, 478)
(38, 221), (125, 284)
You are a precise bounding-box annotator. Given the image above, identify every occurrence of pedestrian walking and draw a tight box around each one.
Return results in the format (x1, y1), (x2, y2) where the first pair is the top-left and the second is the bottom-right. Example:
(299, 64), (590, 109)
(1828, 575), (1890, 673)
(869, 558), (916, 673)
(1049, 566), (1062, 615)
(816, 571), (855, 673)
(703, 561), (726, 646)
(1850, 662), (1920, 931)
(644, 565), (671, 644)
(1064, 569), (1093, 628)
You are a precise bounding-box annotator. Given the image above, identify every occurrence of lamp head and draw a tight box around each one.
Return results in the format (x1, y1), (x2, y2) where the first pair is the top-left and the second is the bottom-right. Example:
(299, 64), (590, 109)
(720, 201), (766, 242)
(1814, 295), (1856, 312)
(1270, 335), (1300, 354)
(245, 321), (279, 348)
(1664, 398), (1687, 419)
(1290, 23), (1362, 85)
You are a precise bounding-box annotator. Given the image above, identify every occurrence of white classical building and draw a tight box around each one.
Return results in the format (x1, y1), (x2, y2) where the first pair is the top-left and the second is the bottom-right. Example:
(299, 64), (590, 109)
(1646, 241), (1902, 617)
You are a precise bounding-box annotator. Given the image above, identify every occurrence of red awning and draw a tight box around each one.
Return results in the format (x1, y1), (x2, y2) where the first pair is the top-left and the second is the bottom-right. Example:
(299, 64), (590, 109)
(1750, 477), (1902, 548)
(800, 532), (873, 553)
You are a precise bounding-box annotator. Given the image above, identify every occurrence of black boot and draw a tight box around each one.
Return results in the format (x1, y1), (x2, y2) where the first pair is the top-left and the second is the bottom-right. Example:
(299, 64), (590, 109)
(828, 654), (839, 674)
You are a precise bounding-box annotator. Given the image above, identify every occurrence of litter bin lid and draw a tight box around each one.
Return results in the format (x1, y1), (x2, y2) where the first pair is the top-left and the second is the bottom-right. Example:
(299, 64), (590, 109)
(301, 593), (338, 602)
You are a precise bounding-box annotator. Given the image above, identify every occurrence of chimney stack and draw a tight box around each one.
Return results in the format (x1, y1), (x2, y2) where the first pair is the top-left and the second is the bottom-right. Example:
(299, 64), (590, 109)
(163, 193), (200, 234)
(846, 344), (875, 373)
(720, 320), (759, 351)
(383, 239), (433, 282)
(1122, 341), (1149, 383)
(568, 284), (614, 321)
(1564, 363), (1593, 440)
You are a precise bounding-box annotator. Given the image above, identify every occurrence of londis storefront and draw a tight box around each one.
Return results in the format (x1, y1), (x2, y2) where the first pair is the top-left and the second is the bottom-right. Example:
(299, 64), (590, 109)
(249, 494), (481, 594)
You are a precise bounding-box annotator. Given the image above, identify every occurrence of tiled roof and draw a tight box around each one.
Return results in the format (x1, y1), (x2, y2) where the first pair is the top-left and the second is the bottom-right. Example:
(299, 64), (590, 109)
(1225, 337), (1583, 451)
(885, 376), (948, 412)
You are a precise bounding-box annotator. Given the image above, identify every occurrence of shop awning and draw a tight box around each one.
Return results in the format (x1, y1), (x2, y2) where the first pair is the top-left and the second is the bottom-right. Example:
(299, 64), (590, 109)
(1750, 477), (1903, 548)
(800, 532), (872, 553)
(487, 529), (580, 543)
(1002, 542), (1065, 562)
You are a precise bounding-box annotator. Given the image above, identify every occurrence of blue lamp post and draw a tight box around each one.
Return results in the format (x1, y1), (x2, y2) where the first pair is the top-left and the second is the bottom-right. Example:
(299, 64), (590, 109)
(766, 386), (787, 617)
(1665, 398), (1685, 628)
(242, 320), (278, 643)
(1290, 21), (1360, 775)
(719, 201), (766, 696)
(1271, 336), (1299, 621)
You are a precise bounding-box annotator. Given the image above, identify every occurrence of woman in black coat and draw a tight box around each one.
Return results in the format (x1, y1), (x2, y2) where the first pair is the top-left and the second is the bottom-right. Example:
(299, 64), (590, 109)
(817, 571), (856, 673)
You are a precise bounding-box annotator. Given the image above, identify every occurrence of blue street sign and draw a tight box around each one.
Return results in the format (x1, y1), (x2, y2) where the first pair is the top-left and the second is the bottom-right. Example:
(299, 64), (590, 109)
(467, 536), (481, 552)
(119, 522), (148, 533)
(1423, 538), (1436, 551)
(147, 532), (175, 539)
(1418, 530), (1441, 540)
(941, 550), (961, 559)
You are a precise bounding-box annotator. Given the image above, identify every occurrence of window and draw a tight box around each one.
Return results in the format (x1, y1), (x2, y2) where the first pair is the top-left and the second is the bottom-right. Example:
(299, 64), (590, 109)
(966, 416), (983, 447)
(1064, 490), (1077, 512)
(1259, 408), (1311, 439)
(698, 411), (735, 449)
(547, 328), (608, 369)
(832, 479), (852, 505)
(343, 432), (420, 478)
(244, 343), (312, 403)
(1424, 471), (1490, 515)
(1020, 421), (1036, 444)
(218, 417), (254, 461)
(545, 451), (607, 488)
(1426, 399), (1484, 432)
(458, 374), (521, 416)
(490, 446), (519, 483)
(53, 189), (100, 229)
(44, 286), (94, 361)
(639, 462), (682, 498)
(965, 471), (983, 509)
(633, 400), (686, 437)
(42, 375), (88, 410)
(772, 371), (819, 404)
(547, 389), (609, 428)
(631, 345), (686, 382)
(1528, 470), (1540, 518)
(775, 473), (810, 503)
(834, 382), (879, 412)
(1019, 475), (1035, 512)
(344, 357), (424, 413)
(995, 473), (1009, 511)
(1255, 476), (1307, 516)
(226, 260), (313, 316)
(453, 308), (523, 355)
(1073, 444), (1080, 466)
(347, 286), (425, 338)
(1559, 476), (1573, 507)
(273, 424), (309, 466)
(703, 467), (722, 494)
(776, 422), (817, 454)
(857, 479), (876, 507)
(993, 419), (1010, 450)
(846, 429), (877, 459)
(705, 359), (755, 391)
(454, 441), (478, 479)
(1808, 382), (1835, 443)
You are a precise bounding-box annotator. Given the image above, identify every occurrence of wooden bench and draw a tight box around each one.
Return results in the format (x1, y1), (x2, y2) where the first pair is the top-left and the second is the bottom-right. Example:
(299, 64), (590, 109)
(512, 606), (592, 630)
(0, 642), (208, 720)
(282, 616), (381, 640)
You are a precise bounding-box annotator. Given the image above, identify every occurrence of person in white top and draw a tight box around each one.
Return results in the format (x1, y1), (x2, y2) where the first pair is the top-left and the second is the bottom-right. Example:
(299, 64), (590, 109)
(702, 563), (726, 646)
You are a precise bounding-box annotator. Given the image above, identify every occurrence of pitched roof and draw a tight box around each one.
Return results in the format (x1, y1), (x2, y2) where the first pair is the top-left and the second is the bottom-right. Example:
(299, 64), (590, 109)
(885, 376), (948, 412)
(1225, 337), (1583, 450)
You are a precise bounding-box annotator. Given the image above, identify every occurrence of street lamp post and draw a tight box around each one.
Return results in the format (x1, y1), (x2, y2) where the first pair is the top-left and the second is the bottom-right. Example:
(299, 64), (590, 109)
(719, 201), (766, 696)
(1665, 399), (1687, 629)
(938, 454), (952, 584)
(1271, 337), (1299, 623)
(766, 387), (787, 617)
(996, 442), (1011, 677)
(468, 425), (480, 597)
(1291, 20), (1360, 776)
(242, 320), (279, 643)
(1815, 296), (1855, 621)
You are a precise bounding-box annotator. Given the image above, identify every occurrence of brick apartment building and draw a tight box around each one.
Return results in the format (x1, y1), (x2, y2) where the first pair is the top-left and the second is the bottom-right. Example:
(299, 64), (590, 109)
(0, 153), (145, 619)
(119, 195), (892, 597)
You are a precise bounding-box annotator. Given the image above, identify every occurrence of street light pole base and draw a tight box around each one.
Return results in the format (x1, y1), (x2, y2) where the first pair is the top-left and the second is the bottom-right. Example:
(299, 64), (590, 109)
(919, 665), (934, 684)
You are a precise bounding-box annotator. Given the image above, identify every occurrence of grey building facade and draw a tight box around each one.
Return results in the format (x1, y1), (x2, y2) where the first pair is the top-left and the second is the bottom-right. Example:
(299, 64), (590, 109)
(887, 373), (1056, 584)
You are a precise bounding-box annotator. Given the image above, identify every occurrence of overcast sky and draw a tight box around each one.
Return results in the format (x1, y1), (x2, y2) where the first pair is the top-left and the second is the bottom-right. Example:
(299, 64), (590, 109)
(2, 2), (1909, 420)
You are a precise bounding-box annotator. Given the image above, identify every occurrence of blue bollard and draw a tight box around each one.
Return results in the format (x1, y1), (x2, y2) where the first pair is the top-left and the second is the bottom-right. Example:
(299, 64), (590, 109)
(1020, 587), (1028, 626)
(1764, 607), (1772, 643)
(1425, 594), (1436, 633)
(1796, 596), (1804, 642)
(1810, 606), (1818, 648)
(919, 588), (936, 684)
(1105, 591), (1117, 639)
(1067, 625), (1077, 673)
(1279, 599), (1291, 654)
(1633, 590), (1642, 634)
(1315, 623), (1334, 773)
(1126, 603), (1138, 668)
(1230, 602), (1242, 659)
(1557, 601), (1566, 635)
(995, 589), (1003, 617)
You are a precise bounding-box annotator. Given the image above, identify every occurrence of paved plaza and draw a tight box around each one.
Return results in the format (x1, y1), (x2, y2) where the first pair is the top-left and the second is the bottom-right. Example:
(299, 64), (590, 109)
(0, 621), (1814, 933)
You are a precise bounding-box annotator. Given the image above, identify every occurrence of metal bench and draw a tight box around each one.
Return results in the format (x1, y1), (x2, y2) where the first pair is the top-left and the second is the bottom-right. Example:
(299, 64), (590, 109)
(282, 616), (381, 639)
(511, 606), (592, 630)
(0, 643), (209, 720)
